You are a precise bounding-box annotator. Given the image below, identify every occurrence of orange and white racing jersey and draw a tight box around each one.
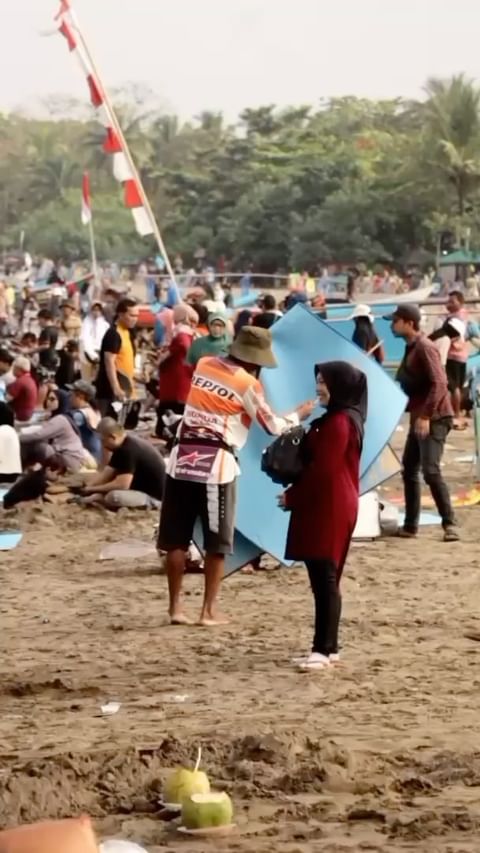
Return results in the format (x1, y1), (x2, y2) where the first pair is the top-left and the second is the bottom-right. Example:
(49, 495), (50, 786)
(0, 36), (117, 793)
(168, 355), (299, 484)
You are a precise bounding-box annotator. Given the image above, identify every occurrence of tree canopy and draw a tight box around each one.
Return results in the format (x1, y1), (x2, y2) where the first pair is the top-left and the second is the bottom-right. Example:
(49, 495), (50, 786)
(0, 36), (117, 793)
(2, 74), (480, 269)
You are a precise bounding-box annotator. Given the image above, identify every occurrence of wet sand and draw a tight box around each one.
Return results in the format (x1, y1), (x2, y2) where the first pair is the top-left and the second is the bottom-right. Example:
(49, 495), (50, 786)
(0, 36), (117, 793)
(1, 425), (480, 851)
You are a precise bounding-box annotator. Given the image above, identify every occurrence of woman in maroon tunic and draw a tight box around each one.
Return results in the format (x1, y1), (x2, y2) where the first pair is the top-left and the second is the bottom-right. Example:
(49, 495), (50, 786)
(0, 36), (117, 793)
(280, 361), (367, 671)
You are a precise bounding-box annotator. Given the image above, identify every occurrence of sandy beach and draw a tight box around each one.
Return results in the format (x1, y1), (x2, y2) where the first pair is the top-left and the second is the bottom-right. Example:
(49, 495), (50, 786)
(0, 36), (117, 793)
(1, 424), (480, 852)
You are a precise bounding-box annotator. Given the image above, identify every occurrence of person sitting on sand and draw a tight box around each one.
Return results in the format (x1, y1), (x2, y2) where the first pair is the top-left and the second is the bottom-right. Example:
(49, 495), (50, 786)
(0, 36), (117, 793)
(6, 356), (38, 422)
(19, 387), (87, 472)
(279, 362), (367, 670)
(0, 402), (21, 484)
(2, 454), (66, 509)
(67, 380), (102, 462)
(0, 348), (14, 401)
(79, 418), (165, 509)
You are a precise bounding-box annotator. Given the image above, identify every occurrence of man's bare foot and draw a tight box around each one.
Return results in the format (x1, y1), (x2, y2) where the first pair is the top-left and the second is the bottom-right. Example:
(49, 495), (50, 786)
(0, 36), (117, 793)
(198, 613), (230, 627)
(169, 613), (193, 626)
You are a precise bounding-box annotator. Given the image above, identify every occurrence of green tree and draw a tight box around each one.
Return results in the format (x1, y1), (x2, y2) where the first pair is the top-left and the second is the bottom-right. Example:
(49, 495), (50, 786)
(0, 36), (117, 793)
(422, 74), (480, 215)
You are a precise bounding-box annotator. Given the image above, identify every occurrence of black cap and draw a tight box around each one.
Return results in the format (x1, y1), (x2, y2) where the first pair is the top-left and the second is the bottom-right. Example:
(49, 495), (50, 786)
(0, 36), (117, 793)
(384, 304), (422, 325)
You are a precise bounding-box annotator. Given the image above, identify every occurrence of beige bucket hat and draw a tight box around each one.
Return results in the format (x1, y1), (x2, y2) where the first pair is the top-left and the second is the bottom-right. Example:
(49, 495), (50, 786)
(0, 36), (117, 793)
(229, 326), (277, 368)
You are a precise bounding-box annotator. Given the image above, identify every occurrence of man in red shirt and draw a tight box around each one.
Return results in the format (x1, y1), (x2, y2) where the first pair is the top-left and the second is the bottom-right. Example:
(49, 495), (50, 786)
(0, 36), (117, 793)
(389, 304), (458, 542)
(7, 356), (38, 422)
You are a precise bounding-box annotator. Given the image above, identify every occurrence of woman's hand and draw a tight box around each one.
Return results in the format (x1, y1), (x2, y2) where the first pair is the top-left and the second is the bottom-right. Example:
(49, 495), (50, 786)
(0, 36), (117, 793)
(277, 492), (288, 510)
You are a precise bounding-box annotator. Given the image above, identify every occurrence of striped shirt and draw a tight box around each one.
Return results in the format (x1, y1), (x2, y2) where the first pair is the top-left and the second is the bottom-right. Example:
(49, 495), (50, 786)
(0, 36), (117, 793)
(167, 356), (299, 484)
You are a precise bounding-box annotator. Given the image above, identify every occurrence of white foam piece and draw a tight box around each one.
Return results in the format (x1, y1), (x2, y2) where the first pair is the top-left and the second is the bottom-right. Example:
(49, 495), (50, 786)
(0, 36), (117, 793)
(100, 842), (149, 853)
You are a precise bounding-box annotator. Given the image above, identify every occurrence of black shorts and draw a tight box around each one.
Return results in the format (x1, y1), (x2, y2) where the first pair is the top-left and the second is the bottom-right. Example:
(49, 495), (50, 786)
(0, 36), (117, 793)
(157, 475), (236, 555)
(446, 360), (467, 393)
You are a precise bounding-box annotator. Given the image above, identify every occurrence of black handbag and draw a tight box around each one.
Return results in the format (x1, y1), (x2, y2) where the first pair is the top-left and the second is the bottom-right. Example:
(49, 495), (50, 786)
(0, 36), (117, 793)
(261, 425), (306, 486)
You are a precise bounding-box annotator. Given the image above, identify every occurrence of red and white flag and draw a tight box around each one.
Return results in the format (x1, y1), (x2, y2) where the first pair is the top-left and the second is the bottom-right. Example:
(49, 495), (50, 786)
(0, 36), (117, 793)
(81, 172), (92, 225)
(55, 0), (71, 20)
(58, 6), (155, 239)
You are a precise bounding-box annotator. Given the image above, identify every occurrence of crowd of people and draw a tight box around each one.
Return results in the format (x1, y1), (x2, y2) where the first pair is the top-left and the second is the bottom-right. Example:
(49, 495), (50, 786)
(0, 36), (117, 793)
(1, 263), (478, 671)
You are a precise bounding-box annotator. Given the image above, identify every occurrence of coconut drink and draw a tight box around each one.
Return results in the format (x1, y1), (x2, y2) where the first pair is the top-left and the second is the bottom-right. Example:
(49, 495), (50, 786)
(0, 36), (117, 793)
(181, 792), (234, 831)
(163, 748), (210, 807)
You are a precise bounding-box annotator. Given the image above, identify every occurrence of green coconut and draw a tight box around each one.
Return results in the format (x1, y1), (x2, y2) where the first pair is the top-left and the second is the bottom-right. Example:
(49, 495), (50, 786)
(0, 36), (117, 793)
(182, 792), (234, 830)
(163, 748), (210, 805)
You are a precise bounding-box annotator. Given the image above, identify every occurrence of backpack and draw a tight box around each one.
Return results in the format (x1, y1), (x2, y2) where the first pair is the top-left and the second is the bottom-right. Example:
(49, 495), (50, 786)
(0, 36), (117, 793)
(261, 425), (306, 486)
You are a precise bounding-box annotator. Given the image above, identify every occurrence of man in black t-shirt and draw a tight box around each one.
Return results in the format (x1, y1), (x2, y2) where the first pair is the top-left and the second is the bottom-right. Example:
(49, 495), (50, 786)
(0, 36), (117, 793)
(95, 298), (138, 415)
(37, 309), (59, 372)
(81, 417), (165, 509)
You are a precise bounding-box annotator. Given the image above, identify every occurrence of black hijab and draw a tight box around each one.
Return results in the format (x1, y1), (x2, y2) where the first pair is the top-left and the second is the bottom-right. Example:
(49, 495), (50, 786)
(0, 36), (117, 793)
(46, 388), (70, 416)
(314, 360), (368, 448)
(48, 388), (80, 435)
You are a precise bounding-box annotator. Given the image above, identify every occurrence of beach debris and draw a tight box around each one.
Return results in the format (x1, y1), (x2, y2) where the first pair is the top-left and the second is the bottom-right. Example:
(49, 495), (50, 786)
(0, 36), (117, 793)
(100, 701), (121, 716)
(0, 532), (23, 551)
(100, 842), (149, 853)
(464, 632), (480, 642)
(99, 539), (158, 562)
(162, 693), (190, 703)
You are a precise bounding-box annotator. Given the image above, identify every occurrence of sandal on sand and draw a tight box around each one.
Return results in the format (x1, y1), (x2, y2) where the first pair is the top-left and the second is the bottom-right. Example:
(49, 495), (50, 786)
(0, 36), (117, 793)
(298, 653), (331, 671)
(291, 653), (311, 665)
(293, 652), (341, 665)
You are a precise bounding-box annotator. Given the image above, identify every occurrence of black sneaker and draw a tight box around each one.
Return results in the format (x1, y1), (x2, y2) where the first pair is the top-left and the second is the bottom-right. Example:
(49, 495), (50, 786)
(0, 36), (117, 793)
(396, 528), (417, 539)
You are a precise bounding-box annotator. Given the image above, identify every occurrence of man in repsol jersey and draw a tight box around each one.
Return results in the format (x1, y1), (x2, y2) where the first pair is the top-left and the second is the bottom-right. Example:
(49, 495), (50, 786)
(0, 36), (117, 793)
(158, 325), (314, 626)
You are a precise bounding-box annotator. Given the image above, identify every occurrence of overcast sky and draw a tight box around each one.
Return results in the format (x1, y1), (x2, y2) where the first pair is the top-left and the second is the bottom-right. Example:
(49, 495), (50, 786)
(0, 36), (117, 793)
(3, 0), (480, 120)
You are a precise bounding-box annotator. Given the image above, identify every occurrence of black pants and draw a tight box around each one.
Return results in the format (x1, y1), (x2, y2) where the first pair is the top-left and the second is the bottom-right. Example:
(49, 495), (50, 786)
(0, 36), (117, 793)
(402, 417), (455, 532)
(305, 559), (341, 656)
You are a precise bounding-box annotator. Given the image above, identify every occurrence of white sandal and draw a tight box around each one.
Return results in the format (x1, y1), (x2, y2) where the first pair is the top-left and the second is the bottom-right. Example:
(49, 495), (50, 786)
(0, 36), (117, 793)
(299, 653), (331, 670)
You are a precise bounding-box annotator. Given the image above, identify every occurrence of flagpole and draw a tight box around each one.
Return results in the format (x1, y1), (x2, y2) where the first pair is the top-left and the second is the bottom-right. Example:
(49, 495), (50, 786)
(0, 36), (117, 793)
(65, 4), (178, 297)
(88, 217), (99, 297)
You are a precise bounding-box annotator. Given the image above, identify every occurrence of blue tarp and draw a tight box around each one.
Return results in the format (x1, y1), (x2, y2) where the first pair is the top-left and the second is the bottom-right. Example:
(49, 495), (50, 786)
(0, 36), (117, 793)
(229, 305), (406, 570)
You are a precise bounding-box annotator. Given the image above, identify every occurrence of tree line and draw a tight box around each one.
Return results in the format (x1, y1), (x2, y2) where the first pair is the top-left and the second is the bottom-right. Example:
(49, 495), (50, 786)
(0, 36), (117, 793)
(1, 75), (480, 270)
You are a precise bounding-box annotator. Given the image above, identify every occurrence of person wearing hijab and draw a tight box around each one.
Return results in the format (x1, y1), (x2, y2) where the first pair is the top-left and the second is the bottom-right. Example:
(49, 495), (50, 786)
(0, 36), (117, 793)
(279, 361), (368, 671)
(19, 387), (87, 472)
(187, 313), (230, 368)
(156, 304), (199, 437)
(349, 304), (384, 364)
(0, 401), (21, 482)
